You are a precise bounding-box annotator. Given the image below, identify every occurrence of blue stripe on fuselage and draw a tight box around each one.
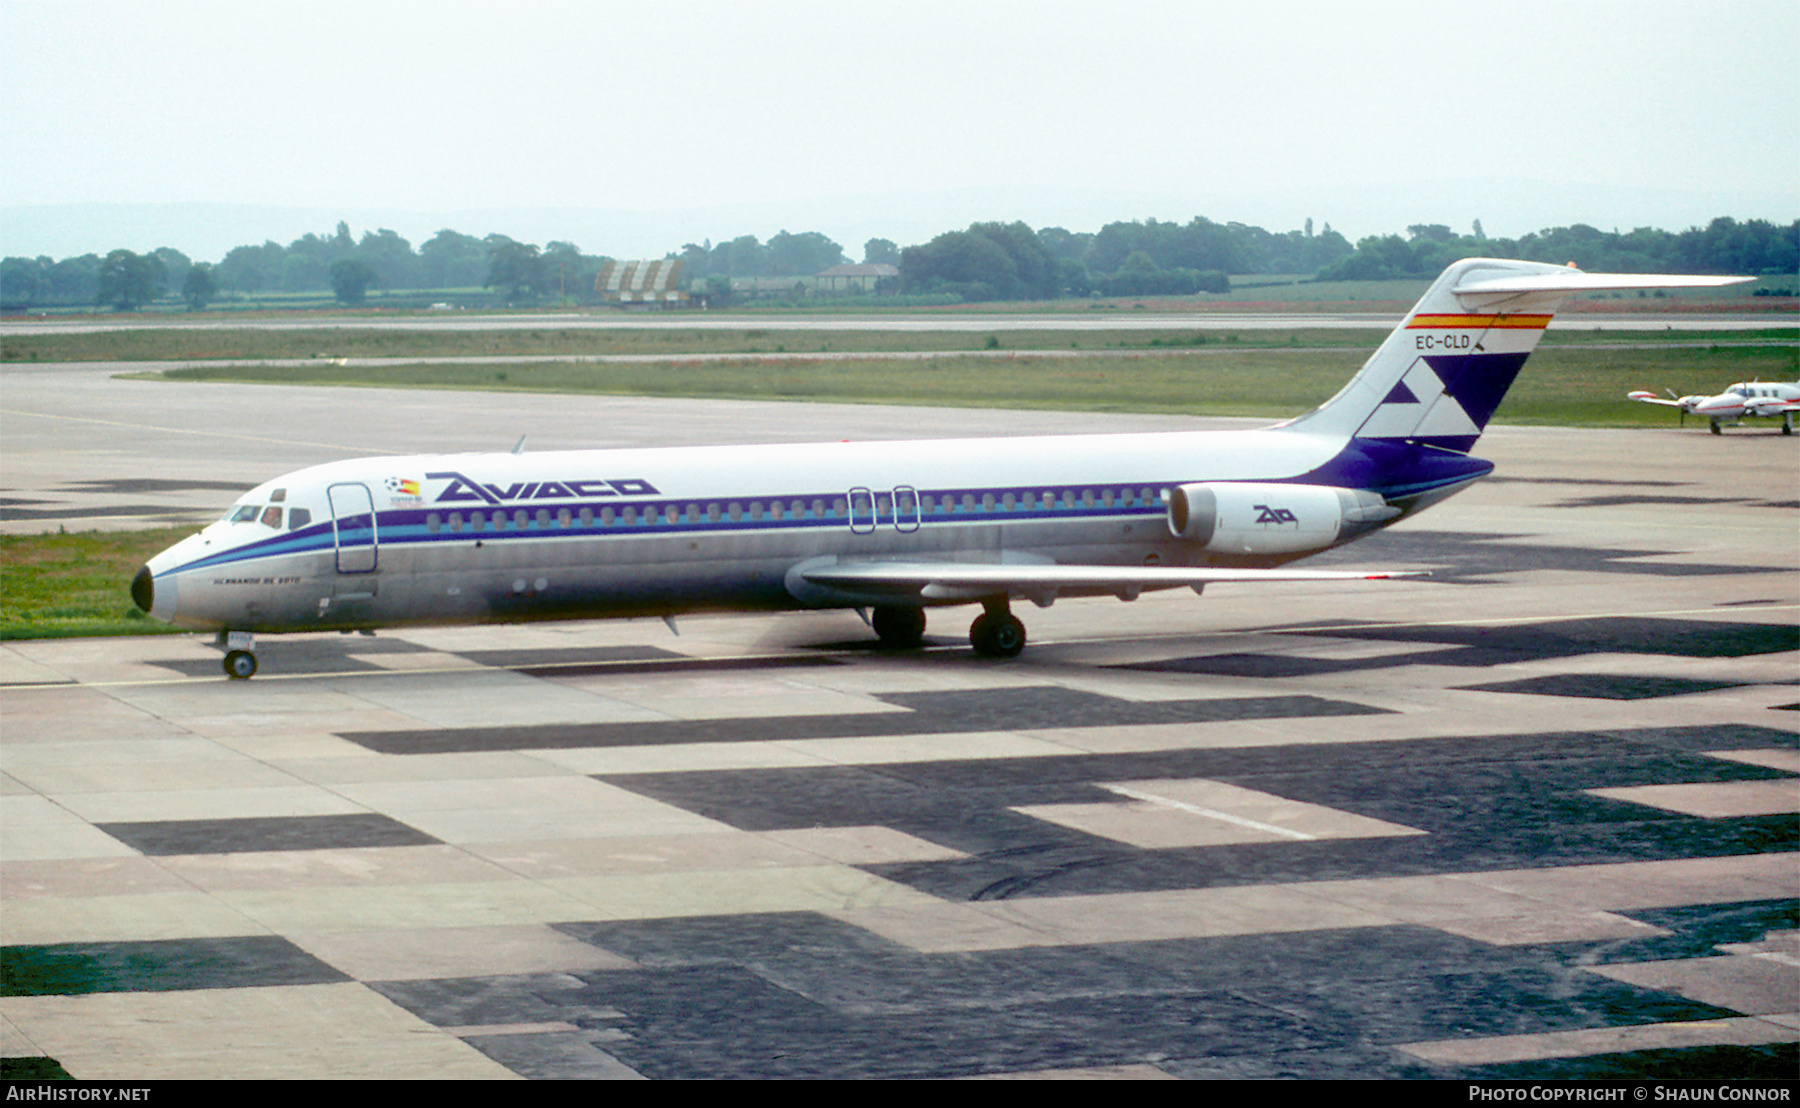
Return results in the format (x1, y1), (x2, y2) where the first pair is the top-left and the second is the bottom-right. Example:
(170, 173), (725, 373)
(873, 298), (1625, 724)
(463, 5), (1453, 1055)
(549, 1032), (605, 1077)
(163, 448), (1489, 578)
(162, 484), (1174, 575)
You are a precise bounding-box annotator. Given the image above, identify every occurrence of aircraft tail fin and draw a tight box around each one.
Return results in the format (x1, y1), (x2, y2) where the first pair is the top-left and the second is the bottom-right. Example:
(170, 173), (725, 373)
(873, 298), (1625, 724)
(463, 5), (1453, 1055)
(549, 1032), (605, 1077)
(1284, 258), (1749, 453)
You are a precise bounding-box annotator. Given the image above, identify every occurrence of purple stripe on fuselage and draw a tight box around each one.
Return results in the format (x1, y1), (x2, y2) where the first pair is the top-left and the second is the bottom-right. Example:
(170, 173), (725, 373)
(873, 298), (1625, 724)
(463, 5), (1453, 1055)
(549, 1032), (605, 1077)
(1295, 439), (1493, 499)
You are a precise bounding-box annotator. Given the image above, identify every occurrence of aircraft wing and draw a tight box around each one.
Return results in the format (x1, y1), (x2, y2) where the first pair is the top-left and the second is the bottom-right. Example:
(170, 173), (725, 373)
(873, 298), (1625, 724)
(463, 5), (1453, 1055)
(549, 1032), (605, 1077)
(1627, 391), (1688, 408)
(798, 560), (1425, 604)
(1748, 397), (1800, 414)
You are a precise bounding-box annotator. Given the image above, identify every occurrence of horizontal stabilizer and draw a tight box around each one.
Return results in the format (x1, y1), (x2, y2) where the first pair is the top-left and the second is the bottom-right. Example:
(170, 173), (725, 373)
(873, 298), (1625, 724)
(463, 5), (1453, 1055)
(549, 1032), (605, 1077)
(1453, 270), (1752, 310)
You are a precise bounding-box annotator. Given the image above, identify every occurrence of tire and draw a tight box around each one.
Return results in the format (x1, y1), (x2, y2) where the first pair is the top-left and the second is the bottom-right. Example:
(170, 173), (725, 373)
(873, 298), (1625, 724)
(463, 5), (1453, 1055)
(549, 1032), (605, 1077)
(970, 613), (1026, 658)
(224, 650), (258, 679)
(871, 605), (927, 648)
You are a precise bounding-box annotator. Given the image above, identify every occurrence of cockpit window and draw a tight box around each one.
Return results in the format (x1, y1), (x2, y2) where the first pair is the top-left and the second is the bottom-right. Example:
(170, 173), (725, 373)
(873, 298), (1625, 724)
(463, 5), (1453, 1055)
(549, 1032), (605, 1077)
(260, 506), (283, 529)
(289, 508), (312, 530)
(229, 505), (260, 523)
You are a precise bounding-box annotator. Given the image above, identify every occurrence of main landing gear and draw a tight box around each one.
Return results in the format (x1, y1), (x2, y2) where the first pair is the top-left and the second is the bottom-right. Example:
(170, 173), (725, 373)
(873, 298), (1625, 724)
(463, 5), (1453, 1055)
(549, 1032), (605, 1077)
(870, 605), (927, 649)
(870, 601), (1025, 657)
(969, 598), (1026, 658)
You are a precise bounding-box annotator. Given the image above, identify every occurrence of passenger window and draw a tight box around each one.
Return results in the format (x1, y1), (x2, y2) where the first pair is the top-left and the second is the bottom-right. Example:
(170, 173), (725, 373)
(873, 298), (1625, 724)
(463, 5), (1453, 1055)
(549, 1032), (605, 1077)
(427, 513), (441, 534)
(289, 508), (312, 530)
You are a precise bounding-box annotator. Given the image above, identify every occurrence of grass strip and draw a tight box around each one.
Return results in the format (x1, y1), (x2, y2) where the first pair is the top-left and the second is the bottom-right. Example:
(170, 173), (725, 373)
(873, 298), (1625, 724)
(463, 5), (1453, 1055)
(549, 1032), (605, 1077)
(6, 323), (1792, 364)
(1, 527), (193, 639)
(154, 345), (1799, 426)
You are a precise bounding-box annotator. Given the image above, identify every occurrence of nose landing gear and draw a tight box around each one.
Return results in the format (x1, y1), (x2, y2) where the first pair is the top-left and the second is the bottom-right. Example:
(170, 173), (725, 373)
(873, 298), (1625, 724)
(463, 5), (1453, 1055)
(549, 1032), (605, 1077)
(224, 650), (258, 679)
(216, 631), (258, 679)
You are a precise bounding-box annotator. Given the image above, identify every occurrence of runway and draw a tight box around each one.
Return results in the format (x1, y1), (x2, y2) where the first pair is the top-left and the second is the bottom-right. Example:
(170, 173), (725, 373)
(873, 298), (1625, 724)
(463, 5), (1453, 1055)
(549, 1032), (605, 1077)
(1, 367), (1796, 1079)
(5, 309), (1785, 335)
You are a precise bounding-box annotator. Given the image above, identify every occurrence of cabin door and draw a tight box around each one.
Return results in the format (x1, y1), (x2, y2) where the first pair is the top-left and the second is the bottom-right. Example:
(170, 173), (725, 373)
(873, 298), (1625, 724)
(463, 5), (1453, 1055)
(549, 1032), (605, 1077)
(327, 482), (379, 573)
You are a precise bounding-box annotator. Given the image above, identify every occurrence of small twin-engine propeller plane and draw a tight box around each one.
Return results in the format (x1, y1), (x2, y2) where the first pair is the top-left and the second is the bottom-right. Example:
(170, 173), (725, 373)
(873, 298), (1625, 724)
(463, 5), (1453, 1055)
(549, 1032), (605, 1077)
(1628, 381), (1798, 434)
(132, 258), (1748, 678)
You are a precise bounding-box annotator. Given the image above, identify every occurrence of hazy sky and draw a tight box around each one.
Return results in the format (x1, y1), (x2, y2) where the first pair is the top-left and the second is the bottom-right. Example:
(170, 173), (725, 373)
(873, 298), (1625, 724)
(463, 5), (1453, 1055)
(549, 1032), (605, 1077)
(3, 0), (1795, 259)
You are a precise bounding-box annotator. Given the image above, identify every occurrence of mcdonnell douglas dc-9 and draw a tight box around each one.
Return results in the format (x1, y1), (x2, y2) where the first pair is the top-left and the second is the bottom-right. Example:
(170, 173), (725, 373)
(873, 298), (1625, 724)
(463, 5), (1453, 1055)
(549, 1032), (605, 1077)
(132, 258), (1748, 678)
(1627, 381), (1798, 434)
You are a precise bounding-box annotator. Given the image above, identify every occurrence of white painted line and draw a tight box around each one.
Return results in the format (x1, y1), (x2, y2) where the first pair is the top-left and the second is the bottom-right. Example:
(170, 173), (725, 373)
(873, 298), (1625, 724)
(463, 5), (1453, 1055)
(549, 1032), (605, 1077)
(1100, 783), (1315, 841)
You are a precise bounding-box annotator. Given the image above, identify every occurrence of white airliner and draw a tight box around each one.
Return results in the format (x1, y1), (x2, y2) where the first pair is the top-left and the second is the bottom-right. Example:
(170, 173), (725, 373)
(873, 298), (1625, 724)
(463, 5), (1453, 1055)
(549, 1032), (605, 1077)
(1627, 381), (1798, 434)
(131, 258), (1749, 678)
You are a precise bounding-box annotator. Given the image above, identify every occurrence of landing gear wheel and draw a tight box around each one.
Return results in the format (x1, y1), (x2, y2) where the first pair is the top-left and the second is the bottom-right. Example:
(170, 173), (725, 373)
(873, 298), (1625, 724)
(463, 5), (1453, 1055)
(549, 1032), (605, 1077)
(970, 612), (1026, 658)
(223, 650), (258, 680)
(1710, 420), (1722, 435)
(871, 605), (927, 649)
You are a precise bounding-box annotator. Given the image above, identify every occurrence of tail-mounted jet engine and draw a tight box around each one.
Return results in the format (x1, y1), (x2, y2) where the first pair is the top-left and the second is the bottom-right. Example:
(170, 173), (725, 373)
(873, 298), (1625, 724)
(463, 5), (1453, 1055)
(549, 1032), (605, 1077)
(1167, 482), (1399, 555)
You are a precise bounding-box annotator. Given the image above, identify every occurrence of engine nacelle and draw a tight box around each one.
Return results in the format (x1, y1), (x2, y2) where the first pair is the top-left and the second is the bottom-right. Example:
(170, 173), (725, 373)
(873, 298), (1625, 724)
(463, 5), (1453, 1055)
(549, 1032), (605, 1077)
(1167, 482), (1397, 555)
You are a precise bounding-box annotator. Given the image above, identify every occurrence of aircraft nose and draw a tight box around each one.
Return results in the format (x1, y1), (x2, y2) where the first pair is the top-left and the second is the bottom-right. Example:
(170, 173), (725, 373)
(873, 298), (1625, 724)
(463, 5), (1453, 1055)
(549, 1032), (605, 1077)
(131, 566), (155, 614)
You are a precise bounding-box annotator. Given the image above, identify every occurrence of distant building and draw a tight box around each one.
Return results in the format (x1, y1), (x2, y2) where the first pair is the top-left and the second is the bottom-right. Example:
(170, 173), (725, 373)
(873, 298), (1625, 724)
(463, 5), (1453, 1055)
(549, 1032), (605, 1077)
(595, 259), (687, 305)
(730, 277), (811, 298)
(814, 263), (899, 295)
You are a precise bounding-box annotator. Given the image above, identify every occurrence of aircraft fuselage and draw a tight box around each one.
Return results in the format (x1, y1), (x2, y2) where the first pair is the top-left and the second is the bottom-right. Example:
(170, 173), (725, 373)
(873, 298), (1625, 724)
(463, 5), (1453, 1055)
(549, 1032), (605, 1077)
(138, 426), (1440, 636)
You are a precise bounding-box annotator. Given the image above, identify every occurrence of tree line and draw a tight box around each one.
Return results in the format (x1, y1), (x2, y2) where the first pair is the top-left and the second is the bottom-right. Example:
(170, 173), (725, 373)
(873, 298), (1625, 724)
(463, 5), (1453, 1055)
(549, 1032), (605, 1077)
(3, 214), (1792, 311)
(1317, 219), (1798, 282)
